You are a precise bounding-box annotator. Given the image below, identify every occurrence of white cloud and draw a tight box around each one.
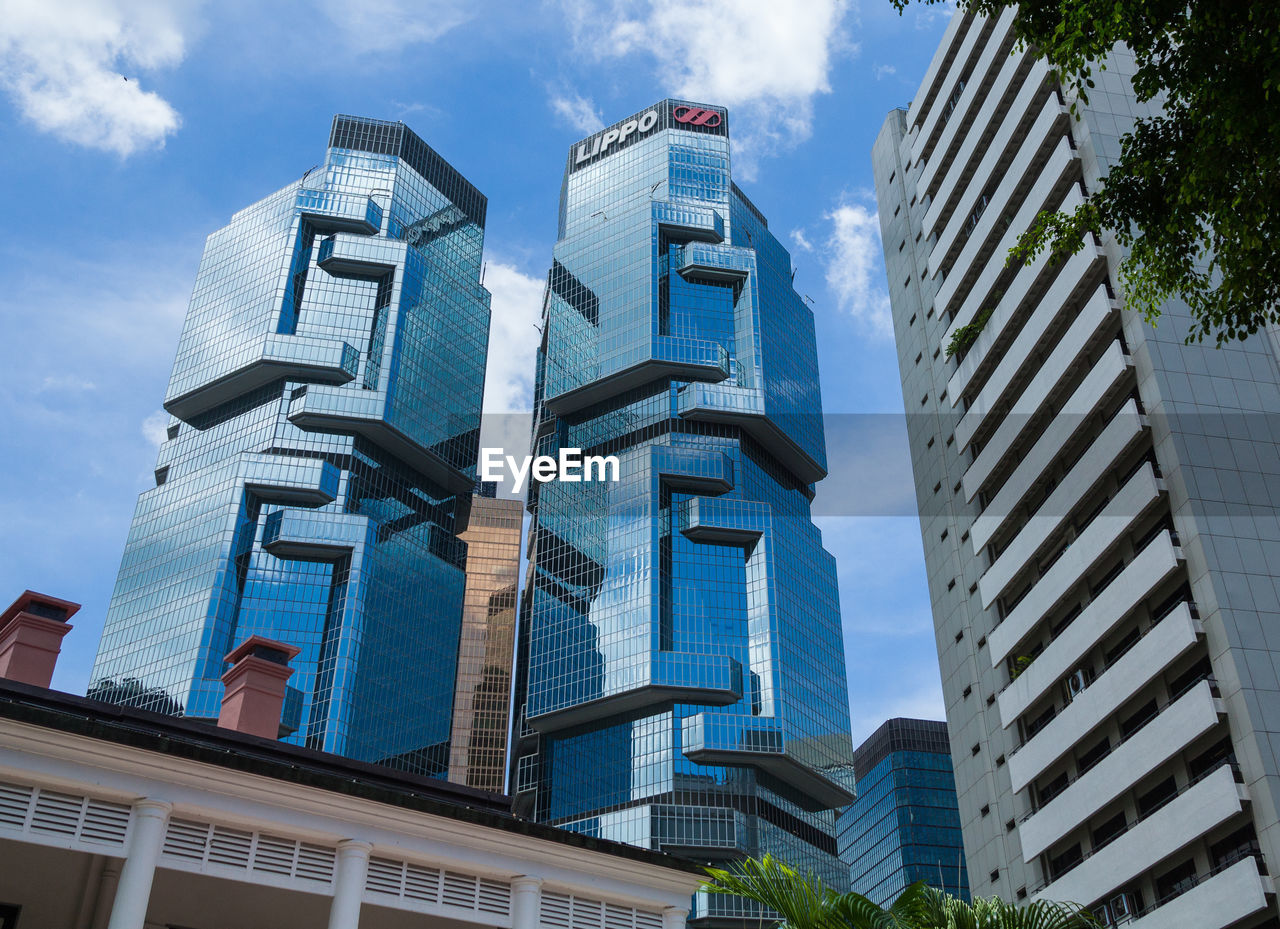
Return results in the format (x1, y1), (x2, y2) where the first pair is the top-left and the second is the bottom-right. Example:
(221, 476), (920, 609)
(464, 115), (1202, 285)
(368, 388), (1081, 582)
(825, 199), (893, 338)
(790, 228), (814, 253)
(478, 260), (544, 480)
(141, 409), (168, 447)
(874, 64), (896, 80)
(560, 0), (852, 174)
(482, 262), (545, 415)
(39, 375), (97, 393)
(318, 0), (471, 53)
(549, 91), (604, 134)
(0, 0), (191, 155)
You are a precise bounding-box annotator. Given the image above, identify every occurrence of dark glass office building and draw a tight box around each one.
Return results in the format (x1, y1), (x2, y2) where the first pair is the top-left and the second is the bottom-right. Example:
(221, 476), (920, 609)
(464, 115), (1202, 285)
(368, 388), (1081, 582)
(510, 100), (855, 925)
(90, 116), (492, 775)
(837, 718), (969, 907)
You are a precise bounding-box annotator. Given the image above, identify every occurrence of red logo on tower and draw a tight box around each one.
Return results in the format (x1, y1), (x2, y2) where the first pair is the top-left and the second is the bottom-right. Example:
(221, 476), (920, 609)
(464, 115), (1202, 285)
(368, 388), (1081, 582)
(672, 106), (722, 128)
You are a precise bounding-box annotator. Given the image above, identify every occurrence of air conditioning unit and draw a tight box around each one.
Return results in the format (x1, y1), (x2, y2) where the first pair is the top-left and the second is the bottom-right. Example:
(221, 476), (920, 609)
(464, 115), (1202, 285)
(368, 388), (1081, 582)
(1109, 893), (1135, 923)
(1093, 903), (1112, 926)
(1067, 669), (1088, 698)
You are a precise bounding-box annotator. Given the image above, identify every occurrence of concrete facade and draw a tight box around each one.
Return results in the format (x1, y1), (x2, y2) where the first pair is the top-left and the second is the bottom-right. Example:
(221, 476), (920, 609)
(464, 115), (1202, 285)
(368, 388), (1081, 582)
(874, 10), (1280, 927)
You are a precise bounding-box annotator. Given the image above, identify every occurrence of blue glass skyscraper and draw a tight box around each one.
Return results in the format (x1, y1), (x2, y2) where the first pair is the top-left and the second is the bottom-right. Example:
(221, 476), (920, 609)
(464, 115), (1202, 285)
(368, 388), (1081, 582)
(90, 116), (492, 775)
(837, 718), (970, 907)
(511, 100), (855, 924)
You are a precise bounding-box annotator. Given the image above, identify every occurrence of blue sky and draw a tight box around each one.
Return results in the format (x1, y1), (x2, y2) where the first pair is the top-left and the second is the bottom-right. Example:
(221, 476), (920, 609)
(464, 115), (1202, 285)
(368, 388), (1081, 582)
(0, 0), (954, 745)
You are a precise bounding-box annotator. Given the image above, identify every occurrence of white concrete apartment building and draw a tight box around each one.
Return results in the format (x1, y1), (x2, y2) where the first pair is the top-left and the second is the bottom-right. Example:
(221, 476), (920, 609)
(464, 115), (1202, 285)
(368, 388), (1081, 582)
(873, 10), (1280, 928)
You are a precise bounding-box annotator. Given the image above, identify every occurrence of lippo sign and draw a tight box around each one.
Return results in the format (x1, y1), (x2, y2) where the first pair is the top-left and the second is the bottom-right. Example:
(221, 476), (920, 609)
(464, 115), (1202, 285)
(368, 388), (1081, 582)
(570, 101), (727, 172)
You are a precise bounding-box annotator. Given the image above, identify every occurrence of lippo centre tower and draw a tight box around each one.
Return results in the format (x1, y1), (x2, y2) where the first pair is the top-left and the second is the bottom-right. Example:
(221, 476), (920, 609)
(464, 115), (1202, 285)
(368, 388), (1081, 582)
(91, 116), (492, 776)
(510, 100), (855, 926)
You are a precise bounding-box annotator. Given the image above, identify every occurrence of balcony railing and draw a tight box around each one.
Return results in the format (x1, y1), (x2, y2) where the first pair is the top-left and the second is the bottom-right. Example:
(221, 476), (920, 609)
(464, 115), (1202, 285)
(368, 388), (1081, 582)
(1030, 761), (1241, 894)
(1018, 673), (1220, 821)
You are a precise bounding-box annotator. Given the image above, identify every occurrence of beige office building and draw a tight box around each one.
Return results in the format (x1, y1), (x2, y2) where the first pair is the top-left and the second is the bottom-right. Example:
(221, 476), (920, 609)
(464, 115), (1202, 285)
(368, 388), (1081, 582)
(874, 10), (1280, 927)
(449, 490), (524, 791)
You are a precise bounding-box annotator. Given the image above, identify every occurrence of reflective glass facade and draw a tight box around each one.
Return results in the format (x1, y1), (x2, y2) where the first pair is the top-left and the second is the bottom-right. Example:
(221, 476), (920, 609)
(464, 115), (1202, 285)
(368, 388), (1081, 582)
(511, 100), (855, 926)
(837, 718), (970, 907)
(90, 116), (492, 776)
(448, 485), (523, 790)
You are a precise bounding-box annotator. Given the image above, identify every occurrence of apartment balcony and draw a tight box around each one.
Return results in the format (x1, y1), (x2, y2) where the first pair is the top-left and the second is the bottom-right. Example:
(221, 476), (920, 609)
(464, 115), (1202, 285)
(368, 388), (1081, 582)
(904, 12), (970, 141)
(986, 461), (1164, 664)
(1018, 680), (1224, 861)
(1125, 855), (1270, 929)
(1007, 601), (1202, 792)
(916, 6), (1020, 204)
(980, 401), (1145, 606)
(959, 295), (1118, 512)
(910, 13), (998, 167)
(995, 540), (1186, 725)
(165, 335), (359, 421)
(933, 136), (1078, 321)
(947, 238), (1102, 403)
(969, 341), (1131, 547)
(1034, 764), (1248, 908)
(956, 285), (1115, 457)
(930, 93), (1067, 272)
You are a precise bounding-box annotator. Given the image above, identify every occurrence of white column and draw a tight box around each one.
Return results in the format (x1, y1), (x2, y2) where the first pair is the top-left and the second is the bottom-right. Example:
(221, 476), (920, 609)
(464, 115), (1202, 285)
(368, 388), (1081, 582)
(511, 875), (543, 929)
(91, 861), (121, 929)
(662, 906), (689, 929)
(328, 839), (372, 929)
(107, 799), (171, 929)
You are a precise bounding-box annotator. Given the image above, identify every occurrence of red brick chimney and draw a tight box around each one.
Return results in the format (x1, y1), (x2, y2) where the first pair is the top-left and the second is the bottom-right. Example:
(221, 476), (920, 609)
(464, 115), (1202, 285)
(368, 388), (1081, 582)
(217, 636), (301, 739)
(0, 591), (79, 688)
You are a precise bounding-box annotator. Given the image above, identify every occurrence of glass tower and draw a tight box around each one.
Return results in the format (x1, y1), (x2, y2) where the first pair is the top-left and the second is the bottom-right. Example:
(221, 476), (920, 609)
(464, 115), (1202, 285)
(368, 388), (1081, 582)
(837, 718), (970, 907)
(90, 116), (492, 776)
(510, 100), (855, 925)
